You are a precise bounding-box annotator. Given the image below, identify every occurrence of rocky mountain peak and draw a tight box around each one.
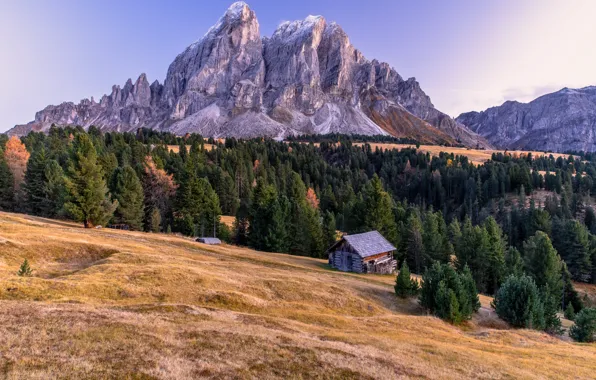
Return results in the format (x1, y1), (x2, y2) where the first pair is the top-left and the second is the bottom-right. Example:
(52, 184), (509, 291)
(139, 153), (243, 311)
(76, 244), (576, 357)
(456, 86), (596, 152)
(8, 2), (489, 148)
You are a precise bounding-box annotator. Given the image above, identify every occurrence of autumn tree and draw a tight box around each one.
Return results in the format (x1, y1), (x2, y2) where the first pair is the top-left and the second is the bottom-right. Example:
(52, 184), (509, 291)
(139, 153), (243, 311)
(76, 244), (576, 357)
(4, 136), (30, 207)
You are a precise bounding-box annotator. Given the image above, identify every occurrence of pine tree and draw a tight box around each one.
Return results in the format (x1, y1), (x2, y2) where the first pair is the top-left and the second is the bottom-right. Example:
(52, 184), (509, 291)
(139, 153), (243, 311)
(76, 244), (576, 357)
(361, 175), (398, 244)
(505, 247), (524, 277)
(322, 211), (337, 249)
(248, 179), (287, 252)
(24, 147), (49, 215)
(394, 261), (419, 298)
(494, 275), (545, 330)
(110, 166), (145, 230)
(569, 308), (596, 342)
(406, 213), (426, 274)
(484, 217), (506, 294)
(0, 154), (15, 210)
(17, 259), (32, 277)
(523, 232), (563, 333)
(565, 303), (576, 321)
(422, 212), (447, 263)
(40, 160), (66, 217)
(63, 134), (117, 228)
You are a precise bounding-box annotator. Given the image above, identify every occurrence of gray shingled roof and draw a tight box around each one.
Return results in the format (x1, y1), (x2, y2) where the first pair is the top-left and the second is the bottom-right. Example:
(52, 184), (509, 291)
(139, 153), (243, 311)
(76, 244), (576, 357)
(329, 231), (396, 258)
(196, 237), (222, 245)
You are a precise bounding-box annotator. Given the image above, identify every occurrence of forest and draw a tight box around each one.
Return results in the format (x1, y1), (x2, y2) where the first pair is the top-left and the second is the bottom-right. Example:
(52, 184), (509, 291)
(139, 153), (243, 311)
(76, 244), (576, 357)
(1, 127), (596, 335)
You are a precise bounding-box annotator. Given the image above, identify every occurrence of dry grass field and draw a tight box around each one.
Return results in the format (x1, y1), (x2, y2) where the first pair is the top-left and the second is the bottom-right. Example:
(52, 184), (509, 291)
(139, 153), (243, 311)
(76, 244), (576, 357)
(350, 143), (574, 165)
(0, 212), (594, 379)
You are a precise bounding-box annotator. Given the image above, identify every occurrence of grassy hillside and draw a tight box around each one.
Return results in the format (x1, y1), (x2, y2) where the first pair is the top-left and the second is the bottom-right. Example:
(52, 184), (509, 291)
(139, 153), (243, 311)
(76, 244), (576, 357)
(0, 212), (594, 379)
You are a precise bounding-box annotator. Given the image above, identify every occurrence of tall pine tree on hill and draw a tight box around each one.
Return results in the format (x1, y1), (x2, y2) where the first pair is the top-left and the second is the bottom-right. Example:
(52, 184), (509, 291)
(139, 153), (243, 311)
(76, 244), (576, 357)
(63, 134), (117, 228)
(110, 166), (145, 230)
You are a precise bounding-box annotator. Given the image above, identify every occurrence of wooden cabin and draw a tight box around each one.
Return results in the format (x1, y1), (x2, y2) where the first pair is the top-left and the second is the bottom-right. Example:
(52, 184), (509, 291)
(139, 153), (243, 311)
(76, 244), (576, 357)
(327, 231), (397, 274)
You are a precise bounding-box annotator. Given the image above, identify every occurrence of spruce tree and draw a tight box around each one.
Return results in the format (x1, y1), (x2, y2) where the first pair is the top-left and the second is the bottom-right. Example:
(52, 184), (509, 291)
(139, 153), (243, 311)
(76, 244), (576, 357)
(322, 211), (337, 249)
(484, 217), (506, 294)
(17, 259), (32, 277)
(361, 175), (398, 244)
(406, 212), (426, 274)
(569, 308), (596, 342)
(64, 134), (117, 227)
(110, 166), (145, 230)
(394, 261), (419, 298)
(494, 275), (545, 330)
(40, 160), (66, 217)
(0, 155), (14, 210)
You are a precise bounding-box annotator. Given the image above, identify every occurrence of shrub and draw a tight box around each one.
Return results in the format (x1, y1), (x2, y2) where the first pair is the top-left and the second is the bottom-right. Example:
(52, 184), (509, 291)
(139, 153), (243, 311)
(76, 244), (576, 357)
(569, 308), (596, 342)
(394, 261), (419, 298)
(493, 275), (545, 330)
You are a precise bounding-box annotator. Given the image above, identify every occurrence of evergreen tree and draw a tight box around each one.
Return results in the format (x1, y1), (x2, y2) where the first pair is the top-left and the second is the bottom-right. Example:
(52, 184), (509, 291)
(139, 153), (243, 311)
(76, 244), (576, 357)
(361, 175), (398, 243)
(484, 217), (506, 294)
(40, 160), (66, 217)
(419, 262), (478, 324)
(493, 275), (545, 330)
(248, 179), (288, 252)
(406, 213), (427, 274)
(569, 308), (596, 342)
(17, 258), (33, 277)
(110, 166), (144, 230)
(24, 147), (49, 215)
(505, 247), (524, 277)
(564, 303), (576, 321)
(422, 212), (448, 263)
(322, 211), (337, 250)
(394, 261), (419, 298)
(63, 134), (117, 227)
(0, 156), (14, 210)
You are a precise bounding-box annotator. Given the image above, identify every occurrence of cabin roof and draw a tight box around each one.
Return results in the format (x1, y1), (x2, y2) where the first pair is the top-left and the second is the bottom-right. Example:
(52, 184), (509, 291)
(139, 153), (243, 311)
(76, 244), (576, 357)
(196, 237), (222, 245)
(327, 231), (396, 258)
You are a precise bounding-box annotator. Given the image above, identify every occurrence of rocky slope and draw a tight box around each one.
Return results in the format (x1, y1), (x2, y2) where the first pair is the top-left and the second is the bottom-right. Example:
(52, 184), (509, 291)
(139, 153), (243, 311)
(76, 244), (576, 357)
(457, 86), (596, 152)
(9, 2), (489, 147)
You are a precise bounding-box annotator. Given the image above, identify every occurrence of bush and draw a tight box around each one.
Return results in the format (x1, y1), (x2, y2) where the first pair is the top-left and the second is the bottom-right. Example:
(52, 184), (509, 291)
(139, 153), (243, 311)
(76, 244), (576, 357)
(419, 262), (479, 324)
(569, 308), (596, 342)
(395, 261), (419, 298)
(493, 275), (545, 330)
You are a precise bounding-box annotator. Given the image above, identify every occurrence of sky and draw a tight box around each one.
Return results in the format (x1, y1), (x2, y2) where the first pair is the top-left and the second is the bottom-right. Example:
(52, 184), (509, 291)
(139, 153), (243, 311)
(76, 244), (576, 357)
(1, 0), (595, 132)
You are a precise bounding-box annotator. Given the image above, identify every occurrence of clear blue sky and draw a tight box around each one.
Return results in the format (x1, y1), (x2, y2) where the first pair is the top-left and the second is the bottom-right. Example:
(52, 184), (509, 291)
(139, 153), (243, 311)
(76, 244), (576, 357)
(1, 0), (595, 131)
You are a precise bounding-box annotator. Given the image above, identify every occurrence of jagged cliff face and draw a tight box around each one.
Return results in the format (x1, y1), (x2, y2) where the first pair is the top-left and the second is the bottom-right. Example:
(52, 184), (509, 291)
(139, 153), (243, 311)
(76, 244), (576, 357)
(457, 86), (596, 152)
(9, 2), (489, 147)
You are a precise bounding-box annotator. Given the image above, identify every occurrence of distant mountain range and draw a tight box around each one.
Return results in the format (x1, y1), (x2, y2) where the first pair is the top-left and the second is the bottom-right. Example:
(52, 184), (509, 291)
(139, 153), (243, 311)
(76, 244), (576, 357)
(457, 86), (596, 152)
(8, 2), (489, 148)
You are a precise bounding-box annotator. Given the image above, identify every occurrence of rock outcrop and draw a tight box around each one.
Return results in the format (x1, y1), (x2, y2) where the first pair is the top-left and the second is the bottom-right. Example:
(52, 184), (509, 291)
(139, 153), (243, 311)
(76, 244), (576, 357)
(9, 2), (489, 148)
(457, 86), (596, 152)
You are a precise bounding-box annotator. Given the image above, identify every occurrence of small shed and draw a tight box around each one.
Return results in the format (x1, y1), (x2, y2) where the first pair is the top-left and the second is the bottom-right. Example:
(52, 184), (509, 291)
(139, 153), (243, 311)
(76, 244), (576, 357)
(196, 237), (222, 245)
(327, 231), (397, 274)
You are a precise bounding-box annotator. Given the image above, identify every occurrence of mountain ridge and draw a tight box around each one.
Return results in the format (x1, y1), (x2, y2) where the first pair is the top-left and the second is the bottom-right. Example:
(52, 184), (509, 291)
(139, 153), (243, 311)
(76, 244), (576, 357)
(8, 2), (489, 148)
(457, 86), (596, 152)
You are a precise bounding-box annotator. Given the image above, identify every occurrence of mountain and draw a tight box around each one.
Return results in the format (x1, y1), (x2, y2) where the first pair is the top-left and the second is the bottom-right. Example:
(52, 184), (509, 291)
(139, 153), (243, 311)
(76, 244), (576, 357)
(457, 86), (596, 152)
(8, 2), (489, 147)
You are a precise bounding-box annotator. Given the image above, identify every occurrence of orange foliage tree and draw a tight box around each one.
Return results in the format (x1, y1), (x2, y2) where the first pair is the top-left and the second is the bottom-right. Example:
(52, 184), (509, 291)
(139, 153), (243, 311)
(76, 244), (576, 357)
(143, 156), (177, 228)
(306, 187), (319, 209)
(4, 136), (30, 202)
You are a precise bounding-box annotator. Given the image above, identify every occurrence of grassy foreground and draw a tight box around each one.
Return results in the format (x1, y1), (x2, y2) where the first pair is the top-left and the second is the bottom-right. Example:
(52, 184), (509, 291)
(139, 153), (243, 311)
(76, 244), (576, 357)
(0, 212), (594, 379)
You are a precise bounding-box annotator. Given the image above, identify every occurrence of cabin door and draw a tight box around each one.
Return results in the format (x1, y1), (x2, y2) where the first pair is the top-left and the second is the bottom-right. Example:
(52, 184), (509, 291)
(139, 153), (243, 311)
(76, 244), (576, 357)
(346, 254), (353, 271)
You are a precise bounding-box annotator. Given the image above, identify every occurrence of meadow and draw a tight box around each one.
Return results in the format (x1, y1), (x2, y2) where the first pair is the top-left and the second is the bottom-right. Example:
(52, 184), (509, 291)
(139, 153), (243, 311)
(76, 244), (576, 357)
(0, 212), (594, 379)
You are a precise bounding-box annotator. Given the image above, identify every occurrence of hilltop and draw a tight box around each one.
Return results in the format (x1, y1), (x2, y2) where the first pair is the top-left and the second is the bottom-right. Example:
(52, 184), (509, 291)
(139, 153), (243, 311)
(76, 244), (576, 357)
(0, 212), (594, 379)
